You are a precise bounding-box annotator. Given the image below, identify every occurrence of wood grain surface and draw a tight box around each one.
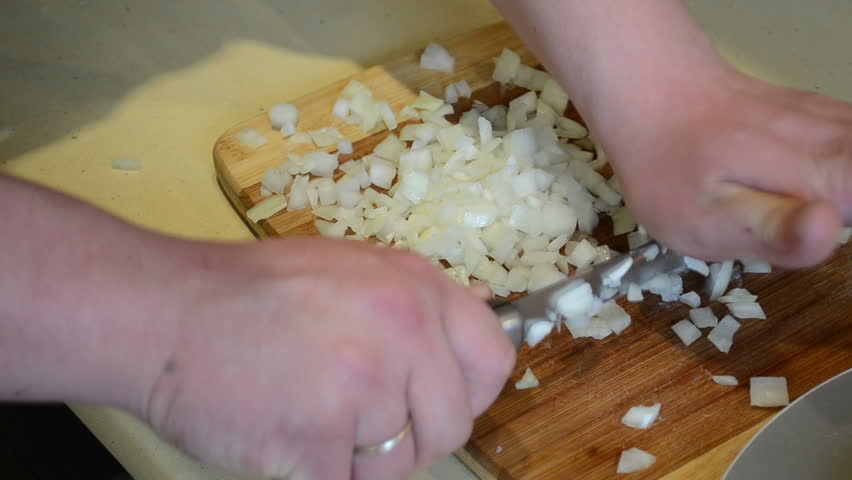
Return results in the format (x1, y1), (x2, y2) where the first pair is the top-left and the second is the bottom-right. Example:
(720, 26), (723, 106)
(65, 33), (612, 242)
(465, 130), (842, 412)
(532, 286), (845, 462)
(213, 21), (852, 480)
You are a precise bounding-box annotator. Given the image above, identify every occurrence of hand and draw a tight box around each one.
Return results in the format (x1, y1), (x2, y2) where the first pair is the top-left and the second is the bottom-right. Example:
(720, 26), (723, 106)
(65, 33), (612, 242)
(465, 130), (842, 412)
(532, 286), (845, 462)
(140, 237), (515, 480)
(602, 68), (852, 268)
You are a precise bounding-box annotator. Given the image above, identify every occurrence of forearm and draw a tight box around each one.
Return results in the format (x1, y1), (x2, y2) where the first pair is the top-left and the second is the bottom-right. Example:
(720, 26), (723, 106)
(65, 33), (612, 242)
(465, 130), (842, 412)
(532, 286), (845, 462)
(492, 0), (734, 141)
(0, 174), (201, 414)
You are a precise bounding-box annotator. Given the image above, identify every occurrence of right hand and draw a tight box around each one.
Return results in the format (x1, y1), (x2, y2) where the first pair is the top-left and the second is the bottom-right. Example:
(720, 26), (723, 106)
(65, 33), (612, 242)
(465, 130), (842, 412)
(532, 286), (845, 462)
(140, 237), (515, 480)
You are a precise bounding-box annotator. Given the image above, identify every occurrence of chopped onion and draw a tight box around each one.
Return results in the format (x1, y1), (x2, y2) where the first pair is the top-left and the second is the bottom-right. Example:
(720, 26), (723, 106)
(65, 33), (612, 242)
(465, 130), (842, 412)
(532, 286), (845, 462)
(111, 157), (142, 171)
(566, 239), (597, 269)
(750, 377), (790, 407)
(236, 128), (267, 149)
(493, 48), (521, 84)
(454, 80), (472, 98)
(525, 320), (555, 348)
(617, 448), (656, 474)
(672, 319), (702, 346)
(627, 283), (644, 302)
(338, 140), (354, 155)
(309, 127), (345, 147)
(515, 367), (539, 390)
(741, 259), (772, 273)
(679, 291), (702, 308)
(689, 307), (718, 329)
(420, 42), (455, 73)
(621, 403), (661, 429)
(707, 260), (734, 300)
(684, 256), (710, 276)
(708, 315), (741, 353)
(726, 301), (766, 320)
(597, 301), (631, 335)
(268, 103), (299, 130)
(712, 375), (739, 386)
(246, 195), (287, 222)
(290, 132), (312, 144)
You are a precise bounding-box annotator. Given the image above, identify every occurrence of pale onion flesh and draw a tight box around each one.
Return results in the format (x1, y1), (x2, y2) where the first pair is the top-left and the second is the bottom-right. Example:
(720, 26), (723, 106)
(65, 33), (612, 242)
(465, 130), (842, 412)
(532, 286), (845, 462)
(750, 377), (790, 407)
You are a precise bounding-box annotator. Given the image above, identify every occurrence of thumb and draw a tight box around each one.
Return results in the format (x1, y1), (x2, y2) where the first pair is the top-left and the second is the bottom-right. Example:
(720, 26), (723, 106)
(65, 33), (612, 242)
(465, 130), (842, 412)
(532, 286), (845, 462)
(699, 183), (841, 268)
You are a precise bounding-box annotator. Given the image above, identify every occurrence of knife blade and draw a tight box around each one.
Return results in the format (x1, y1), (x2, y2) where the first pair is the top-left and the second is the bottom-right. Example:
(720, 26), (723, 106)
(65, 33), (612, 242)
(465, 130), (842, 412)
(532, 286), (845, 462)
(491, 241), (688, 350)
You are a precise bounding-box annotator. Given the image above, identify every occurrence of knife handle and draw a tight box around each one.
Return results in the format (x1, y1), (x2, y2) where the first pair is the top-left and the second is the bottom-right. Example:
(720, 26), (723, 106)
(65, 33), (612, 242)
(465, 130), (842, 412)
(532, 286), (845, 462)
(488, 299), (524, 351)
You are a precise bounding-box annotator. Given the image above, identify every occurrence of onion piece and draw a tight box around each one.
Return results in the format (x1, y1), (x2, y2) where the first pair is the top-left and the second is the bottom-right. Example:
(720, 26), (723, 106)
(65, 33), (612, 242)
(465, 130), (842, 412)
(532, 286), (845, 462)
(525, 320), (555, 348)
(493, 48), (521, 84)
(247, 195), (287, 223)
(707, 260), (734, 300)
(627, 283), (644, 302)
(712, 375), (739, 386)
(420, 42), (455, 73)
(597, 301), (631, 335)
(236, 128), (267, 149)
(617, 448), (656, 474)
(750, 377), (790, 407)
(515, 367), (539, 390)
(689, 307), (718, 329)
(726, 302), (766, 320)
(708, 315), (741, 353)
(741, 259), (772, 273)
(290, 132), (312, 144)
(672, 320), (702, 346)
(679, 291), (702, 308)
(621, 403), (661, 429)
(684, 256), (710, 276)
(268, 103), (299, 129)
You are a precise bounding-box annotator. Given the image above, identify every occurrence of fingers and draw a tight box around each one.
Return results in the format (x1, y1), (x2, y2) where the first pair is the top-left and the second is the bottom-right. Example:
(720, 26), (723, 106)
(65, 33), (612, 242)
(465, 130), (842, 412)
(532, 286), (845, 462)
(701, 182), (842, 268)
(439, 280), (516, 417)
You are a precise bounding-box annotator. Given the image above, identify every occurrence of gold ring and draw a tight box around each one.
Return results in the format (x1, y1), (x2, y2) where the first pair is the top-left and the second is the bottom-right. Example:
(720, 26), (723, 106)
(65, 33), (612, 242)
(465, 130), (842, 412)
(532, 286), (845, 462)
(354, 418), (412, 456)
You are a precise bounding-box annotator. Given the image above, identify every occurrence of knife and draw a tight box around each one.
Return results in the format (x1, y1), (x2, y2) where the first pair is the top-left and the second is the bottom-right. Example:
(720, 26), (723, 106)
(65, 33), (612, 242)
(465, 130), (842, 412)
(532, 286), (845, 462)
(491, 241), (688, 350)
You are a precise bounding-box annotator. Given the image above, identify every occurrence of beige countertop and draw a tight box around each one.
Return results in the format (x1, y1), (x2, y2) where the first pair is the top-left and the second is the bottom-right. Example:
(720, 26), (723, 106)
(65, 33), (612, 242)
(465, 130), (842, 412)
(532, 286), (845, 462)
(2, 1), (851, 478)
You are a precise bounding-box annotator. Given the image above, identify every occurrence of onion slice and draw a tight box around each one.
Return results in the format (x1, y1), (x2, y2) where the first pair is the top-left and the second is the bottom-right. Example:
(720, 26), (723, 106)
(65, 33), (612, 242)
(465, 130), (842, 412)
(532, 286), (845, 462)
(750, 377), (790, 407)
(621, 403), (662, 429)
(515, 367), (540, 390)
(617, 448), (656, 474)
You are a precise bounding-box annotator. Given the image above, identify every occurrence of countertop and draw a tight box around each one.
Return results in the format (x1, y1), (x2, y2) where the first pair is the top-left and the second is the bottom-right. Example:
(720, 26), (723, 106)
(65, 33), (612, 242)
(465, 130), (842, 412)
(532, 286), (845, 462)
(2, 1), (851, 479)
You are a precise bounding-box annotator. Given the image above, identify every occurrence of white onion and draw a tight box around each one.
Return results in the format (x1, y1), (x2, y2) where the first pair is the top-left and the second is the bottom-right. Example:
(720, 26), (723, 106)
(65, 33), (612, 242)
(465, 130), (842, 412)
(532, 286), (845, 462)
(712, 375), (739, 386)
(246, 195), (287, 223)
(741, 259), (772, 273)
(268, 103), (299, 130)
(525, 320), (555, 348)
(684, 256), (710, 276)
(617, 448), (656, 474)
(493, 48), (521, 84)
(621, 403), (661, 429)
(338, 140), (354, 155)
(236, 128), (268, 149)
(309, 127), (345, 147)
(420, 42), (455, 73)
(679, 291), (702, 308)
(750, 377), (790, 407)
(726, 302), (766, 320)
(672, 319), (702, 346)
(290, 132), (312, 144)
(707, 260), (734, 300)
(515, 367), (539, 390)
(597, 301), (631, 335)
(627, 283), (644, 302)
(566, 239), (597, 269)
(689, 307), (718, 329)
(708, 315), (741, 353)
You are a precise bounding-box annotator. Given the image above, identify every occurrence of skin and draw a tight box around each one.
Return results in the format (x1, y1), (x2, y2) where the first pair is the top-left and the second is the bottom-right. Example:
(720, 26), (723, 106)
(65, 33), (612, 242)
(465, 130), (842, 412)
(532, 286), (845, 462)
(2, 1), (852, 478)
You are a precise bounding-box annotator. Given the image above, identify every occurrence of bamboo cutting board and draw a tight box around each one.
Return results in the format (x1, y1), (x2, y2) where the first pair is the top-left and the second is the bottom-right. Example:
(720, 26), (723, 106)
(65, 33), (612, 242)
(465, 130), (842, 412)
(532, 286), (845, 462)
(213, 22), (852, 480)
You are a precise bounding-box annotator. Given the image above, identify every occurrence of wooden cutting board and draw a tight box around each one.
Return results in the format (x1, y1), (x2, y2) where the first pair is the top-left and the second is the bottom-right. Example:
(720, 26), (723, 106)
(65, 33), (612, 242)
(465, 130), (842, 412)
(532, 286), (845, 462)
(213, 22), (852, 480)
